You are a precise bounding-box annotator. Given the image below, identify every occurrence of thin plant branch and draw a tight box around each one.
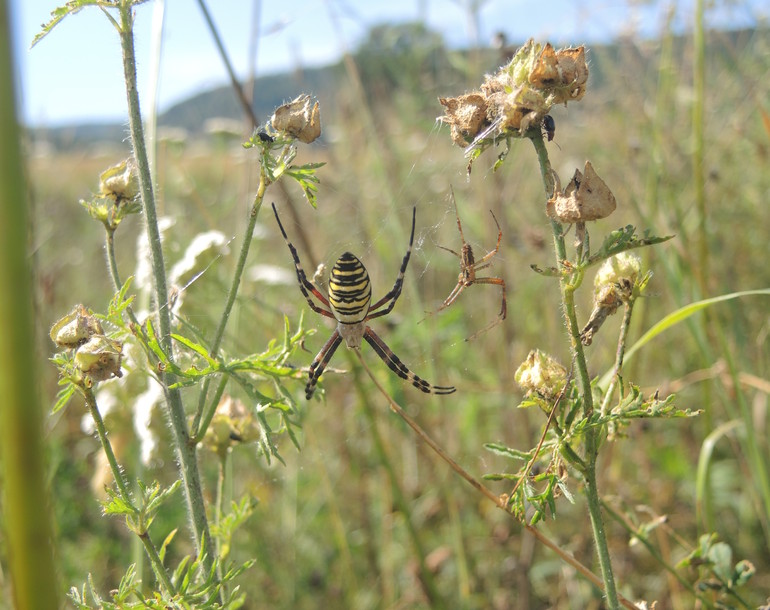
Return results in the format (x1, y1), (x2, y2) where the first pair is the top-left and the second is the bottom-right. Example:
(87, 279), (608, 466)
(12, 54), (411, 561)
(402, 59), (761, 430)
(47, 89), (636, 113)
(83, 386), (177, 596)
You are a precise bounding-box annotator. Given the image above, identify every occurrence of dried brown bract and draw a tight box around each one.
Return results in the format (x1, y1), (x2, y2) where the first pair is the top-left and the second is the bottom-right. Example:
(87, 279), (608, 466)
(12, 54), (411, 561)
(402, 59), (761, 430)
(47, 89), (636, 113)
(438, 93), (488, 146)
(529, 43), (588, 103)
(270, 94), (321, 144)
(546, 161), (616, 224)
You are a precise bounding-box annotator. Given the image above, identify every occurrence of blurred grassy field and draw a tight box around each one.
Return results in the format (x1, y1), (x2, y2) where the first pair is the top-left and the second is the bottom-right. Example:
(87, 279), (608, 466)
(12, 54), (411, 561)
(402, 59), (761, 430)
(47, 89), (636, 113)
(21, 15), (770, 610)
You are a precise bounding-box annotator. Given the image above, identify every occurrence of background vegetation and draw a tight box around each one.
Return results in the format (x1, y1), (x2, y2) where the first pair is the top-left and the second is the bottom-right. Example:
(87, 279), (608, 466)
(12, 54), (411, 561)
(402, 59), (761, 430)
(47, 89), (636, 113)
(5, 3), (770, 608)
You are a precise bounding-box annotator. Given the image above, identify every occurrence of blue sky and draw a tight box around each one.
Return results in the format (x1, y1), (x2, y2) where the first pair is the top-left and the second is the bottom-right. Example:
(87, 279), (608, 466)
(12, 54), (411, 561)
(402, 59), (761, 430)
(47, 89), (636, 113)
(12, 0), (766, 127)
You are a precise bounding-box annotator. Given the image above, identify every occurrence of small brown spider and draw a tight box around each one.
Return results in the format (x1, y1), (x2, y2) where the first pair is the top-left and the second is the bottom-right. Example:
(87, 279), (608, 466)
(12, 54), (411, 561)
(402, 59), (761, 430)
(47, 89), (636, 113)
(431, 189), (507, 340)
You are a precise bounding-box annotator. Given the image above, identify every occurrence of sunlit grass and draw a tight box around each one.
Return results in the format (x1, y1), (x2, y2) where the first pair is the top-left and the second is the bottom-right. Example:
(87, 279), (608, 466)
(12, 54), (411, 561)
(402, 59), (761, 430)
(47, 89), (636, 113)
(21, 10), (770, 610)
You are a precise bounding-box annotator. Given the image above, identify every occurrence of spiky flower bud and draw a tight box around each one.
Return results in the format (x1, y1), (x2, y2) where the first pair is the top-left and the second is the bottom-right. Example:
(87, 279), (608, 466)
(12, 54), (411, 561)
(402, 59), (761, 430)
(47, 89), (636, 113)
(546, 161), (616, 224)
(594, 252), (642, 289)
(50, 304), (104, 349)
(515, 349), (568, 398)
(580, 253), (642, 345)
(74, 335), (124, 382)
(270, 94), (321, 144)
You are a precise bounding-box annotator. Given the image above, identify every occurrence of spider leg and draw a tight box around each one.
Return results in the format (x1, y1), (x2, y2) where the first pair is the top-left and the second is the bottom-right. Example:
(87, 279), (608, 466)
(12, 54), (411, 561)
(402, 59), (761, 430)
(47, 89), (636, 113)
(363, 327), (455, 394)
(473, 211), (503, 266)
(435, 281), (467, 313)
(368, 207), (416, 318)
(272, 202), (335, 319)
(472, 276), (507, 319)
(436, 245), (461, 258)
(448, 186), (466, 244)
(306, 329), (343, 399)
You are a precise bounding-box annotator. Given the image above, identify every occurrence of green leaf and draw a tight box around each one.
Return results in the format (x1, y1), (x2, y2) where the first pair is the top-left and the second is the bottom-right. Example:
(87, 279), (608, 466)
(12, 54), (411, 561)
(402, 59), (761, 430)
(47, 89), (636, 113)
(483, 442), (532, 461)
(102, 487), (137, 517)
(285, 162), (325, 208)
(586, 225), (674, 268)
(707, 541), (733, 583)
(732, 559), (755, 587)
(159, 528), (178, 564)
(52, 383), (77, 413)
(171, 333), (217, 367)
(32, 0), (103, 48)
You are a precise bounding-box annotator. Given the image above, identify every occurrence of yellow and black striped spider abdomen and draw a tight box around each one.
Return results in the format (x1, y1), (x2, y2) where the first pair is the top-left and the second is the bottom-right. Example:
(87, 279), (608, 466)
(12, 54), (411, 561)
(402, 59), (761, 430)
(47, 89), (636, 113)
(328, 252), (372, 323)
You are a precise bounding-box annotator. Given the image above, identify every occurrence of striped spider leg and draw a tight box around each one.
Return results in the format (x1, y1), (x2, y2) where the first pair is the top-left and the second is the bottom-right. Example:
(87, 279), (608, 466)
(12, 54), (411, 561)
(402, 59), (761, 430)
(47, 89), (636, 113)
(272, 203), (456, 399)
(431, 189), (507, 340)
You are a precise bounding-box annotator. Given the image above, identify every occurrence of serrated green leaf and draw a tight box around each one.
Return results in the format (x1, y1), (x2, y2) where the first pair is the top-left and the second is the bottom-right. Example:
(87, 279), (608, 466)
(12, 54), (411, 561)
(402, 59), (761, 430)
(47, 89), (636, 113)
(32, 1), (100, 48)
(586, 225), (673, 268)
(53, 384), (77, 413)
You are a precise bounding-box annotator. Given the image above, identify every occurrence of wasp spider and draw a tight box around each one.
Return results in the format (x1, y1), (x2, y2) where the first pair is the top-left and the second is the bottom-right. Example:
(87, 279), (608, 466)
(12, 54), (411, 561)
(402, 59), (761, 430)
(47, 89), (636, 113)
(430, 188), (506, 339)
(272, 203), (456, 399)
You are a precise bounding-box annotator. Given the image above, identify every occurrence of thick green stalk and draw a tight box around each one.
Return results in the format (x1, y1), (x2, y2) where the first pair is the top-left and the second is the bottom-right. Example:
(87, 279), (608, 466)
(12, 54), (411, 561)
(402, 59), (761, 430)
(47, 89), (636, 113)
(116, 1), (214, 574)
(530, 133), (619, 609)
(0, 4), (59, 606)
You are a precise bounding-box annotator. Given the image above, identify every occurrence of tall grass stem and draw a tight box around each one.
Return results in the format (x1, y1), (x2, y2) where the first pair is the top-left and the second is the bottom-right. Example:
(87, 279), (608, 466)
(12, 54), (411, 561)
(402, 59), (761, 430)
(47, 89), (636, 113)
(0, 6), (59, 606)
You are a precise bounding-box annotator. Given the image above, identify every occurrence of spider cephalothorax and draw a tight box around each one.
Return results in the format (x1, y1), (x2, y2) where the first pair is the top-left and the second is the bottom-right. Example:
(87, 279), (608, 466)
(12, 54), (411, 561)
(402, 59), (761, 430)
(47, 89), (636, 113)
(272, 203), (456, 399)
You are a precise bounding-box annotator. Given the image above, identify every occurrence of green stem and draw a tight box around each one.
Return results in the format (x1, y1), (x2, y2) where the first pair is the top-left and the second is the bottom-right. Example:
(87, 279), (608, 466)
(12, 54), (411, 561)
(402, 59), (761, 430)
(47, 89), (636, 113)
(83, 387), (133, 500)
(600, 302), (634, 416)
(192, 177), (266, 440)
(105, 228), (140, 327)
(83, 387), (176, 596)
(530, 132), (619, 609)
(117, 1), (215, 576)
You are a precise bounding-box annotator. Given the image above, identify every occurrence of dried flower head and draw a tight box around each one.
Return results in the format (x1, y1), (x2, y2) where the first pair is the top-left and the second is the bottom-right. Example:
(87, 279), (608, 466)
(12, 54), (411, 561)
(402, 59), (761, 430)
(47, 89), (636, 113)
(74, 335), (124, 382)
(546, 161), (616, 224)
(438, 39), (588, 155)
(515, 349), (567, 398)
(594, 252), (642, 289)
(50, 304), (104, 349)
(438, 93), (488, 146)
(202, 395), (259, 456)
(270, 94), (321, 144)
(99, 158), (138, 202)
(580, 253), (642, 345)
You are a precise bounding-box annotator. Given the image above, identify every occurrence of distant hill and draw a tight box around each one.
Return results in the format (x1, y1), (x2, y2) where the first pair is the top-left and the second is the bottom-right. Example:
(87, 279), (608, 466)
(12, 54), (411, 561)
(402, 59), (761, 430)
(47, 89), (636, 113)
(27, 25), (766, 151)
(28, 63), (342, 151)
(159, 64), (340, 131)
